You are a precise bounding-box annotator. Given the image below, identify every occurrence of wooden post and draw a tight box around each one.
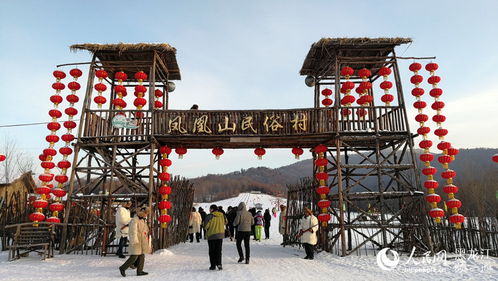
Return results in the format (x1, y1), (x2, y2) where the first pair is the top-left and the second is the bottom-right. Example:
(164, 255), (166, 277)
(336, 138), (347, 256)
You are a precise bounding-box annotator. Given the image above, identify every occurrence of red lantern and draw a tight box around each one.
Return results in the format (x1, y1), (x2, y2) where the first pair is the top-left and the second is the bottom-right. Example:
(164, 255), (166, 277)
(317, 213), (331, 222)
(342, 81), (355, 91)
(68, 81), (81, 91)
(437, 141), (451, 151)
(315, 158), (328, 167)
(94, 96), (107, 106)
(113, 98), (127, 109)
(410, 75), (423, 84)
(340, 66), (354, 77)
(357, 68), (371, 78)
(44, 148), (57, 156)
(159, 158), (172, 167)
(341, 95), (355, 105)
(65, 107), (78, 116)
(434, 128), (448, 138)
(134, 98), (147, 107)
(160, 146), (172, 155)
(46, 217), (61, 223)
(426, 194), (441, 203)
(321, 88), (332, 96)
(49, 202), (65, 212)
(316, 186), (330, 195)
(315, 172), (329, 181)
(492, 153), (498, 163)
(317, 200), (331, 209)
(29, 212), (46, 222)
(59, 147), (73, 155)
(419, 140), (433, 149)
(413, 100), (427, 109)
(158, 214), (172, 223)
(424, 180), (439, 189)
(446, 199), (462, 209)
(381, 94), (394, 104)
(159, 201), (172, 210)
(431, 101), (445, 110)
(95, 69), (108, 79)
(63, 121), (77, 129)
(45, 135), (59, 143)
(419, 153), (434, 162)
(154, 100), (163, 108)
(411, 88), (425, 97)
(69, 68), (82, 78)
(39, 173), (54, 182)
(159, 172), (171, 182)
(428, 75), (441, 85)
(134, 85), (147, 95)
(356, 108), (368, 117)
(159, 185), (172, 195)
(155, 89), (164, 97)
(55, 175), (69, 184)
(175, 147), (187, 159)
(47, 122), (61, 131)
(135, 71), (148, 81)
(417, 127), (431, 135)
(425, 63), (439, 72)
(58, 160), (71, 169)
(94, 83), (107, 92)
(429, 88), (443, 98)
(212, 147), (224, 160)
(438, 155), (452, 165)
(41, 161), (55, 169)
(378, 67), (391, 76)
(33, 199), (49, 209)
(53, 70), (66, 80)
(428, 208), (444, 218)
(115, 71), (128, 81)
(254, 147), (266, 160)
(432, 114), (446, 123)
(314, 144), (327, 153)
(449, 214), (464, 224)
(66, 94), (79, 103)
(51, 188), (67, 197)
(380, 81), (393, 90)
(36, 186), (51, 195)
(422, 166), (437, 176)
(115, 85), (127, 95)
(441, 169), (456, 179)
(409, 63), (422, 72)
(291, 147), (304, 159)
(443, 184), (458, 194)
(50, 95), (63, 104)
(61, 134), (75, 142)
(322, 98), (333, 107)
(49, 109), (62, 118)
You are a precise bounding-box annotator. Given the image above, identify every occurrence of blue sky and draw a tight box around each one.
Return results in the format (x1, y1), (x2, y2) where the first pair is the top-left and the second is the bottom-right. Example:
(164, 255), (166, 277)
(1, 0), (497, 177)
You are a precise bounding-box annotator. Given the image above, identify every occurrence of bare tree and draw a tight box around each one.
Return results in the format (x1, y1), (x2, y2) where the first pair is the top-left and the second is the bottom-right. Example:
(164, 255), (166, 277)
(0, 136), (36, 183)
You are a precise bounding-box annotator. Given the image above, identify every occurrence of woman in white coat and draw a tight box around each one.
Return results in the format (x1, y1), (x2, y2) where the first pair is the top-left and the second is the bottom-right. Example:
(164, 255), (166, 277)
(119, 206), (150, 277)
(115, 201), (132, 258)
(189, 207), (202, 243)
(299, 207), (319, 260)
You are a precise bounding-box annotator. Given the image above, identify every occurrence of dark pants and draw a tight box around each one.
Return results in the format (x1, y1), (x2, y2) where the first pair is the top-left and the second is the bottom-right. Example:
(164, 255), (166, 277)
(282, 234), (289, 245)
(116, 237), (127, 256)
(236, 231), (251, 259)
(303, 243), (314, 259)
(208, 239), (223, 267)
(264, 225), (270, 239)
(189, 232), (201, 242)
(120, 254), (145, 273)
(228, 224), (235, 238)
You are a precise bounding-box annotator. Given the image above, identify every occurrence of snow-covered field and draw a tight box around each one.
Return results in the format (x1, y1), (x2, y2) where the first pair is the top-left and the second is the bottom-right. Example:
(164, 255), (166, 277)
(1, 192), (497, 281)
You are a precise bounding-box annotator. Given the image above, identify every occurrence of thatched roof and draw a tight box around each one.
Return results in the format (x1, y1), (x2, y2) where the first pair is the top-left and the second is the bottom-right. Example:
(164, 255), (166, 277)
(0, 172), (36, 196)
(300, 37), (412, 77)
(70, 43), (181, 80)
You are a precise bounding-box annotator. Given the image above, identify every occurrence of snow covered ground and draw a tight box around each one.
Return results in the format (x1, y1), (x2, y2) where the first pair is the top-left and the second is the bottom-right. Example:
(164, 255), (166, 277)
(1, 192), (497, 281)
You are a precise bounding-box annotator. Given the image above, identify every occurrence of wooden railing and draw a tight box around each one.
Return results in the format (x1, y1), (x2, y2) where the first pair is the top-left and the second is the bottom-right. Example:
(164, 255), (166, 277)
(80, 107), (408, 141)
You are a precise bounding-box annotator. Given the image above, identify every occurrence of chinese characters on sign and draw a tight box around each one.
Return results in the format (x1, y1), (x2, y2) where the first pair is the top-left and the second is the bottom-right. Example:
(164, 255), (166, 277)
(167, 112), (310, 135)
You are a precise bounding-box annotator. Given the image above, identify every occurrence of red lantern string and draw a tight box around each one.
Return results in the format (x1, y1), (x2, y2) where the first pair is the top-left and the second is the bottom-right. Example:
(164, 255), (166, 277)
(134, 71), (148, 117)
(314, 144), (330, 226)
(410, 62), (444, 223)
(93, 69), (108, 108)
(158, 146), (173, 228)
(340, 66), (355, 116)
(356, 68), (372, 119)
(321, 88), (333, 108)
(378, 67), (394, 106)
(426, 62), (465, 229)
(175, 147), (187, 159)
(154, 89), (164, 109)
(113, 71), (128, 111)
(32, 70), (67, 225)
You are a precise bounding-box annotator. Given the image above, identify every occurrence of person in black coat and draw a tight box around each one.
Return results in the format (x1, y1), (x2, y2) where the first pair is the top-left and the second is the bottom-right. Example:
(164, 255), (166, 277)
(198, 207), (207, 239)
(248, 208), (256, 239)
(227, 206), (237, 241)
(263, 209), (272, 239)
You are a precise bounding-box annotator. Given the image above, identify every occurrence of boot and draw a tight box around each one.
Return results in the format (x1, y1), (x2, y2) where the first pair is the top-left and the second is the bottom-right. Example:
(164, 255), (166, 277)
(245, 258), (250, 264)
(217, 265), (223, 270)
(238, 257), (244, 263)
(137, 271), (148, 276)
(119, 267), (126, 277)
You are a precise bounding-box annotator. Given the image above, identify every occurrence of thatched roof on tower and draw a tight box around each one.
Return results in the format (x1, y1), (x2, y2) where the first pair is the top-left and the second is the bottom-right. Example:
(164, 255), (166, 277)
(300, 37), (412, 77)
(70, 43), (181, 80)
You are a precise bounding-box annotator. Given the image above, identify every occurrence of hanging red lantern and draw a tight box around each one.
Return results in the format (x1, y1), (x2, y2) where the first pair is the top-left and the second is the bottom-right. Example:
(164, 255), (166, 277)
(315, 172), (329, 181)
(424, 180), (439, 189)
(44, 148), (57, 156)
(175, 147), (187, 159)
(410, 75), (423, 85)
(53, 70), (66, 80)
(443, 185), (459, 194)
(36, 186), (51, 195)
(340, 66), (354, 77)
(492, 153), (498, 163)
(317, 213), (331, 222)
(254, 147), (266, 160)
(341, 95), (356, 105)
(425, 62), (439, 72)
(321, 98), (333, 107)
(69, 68), (82, 79)
(41, 161), (55, 169)
(94, 95), (107, 107)
(155, 89), (164, 97)
(159, 158), (172, 167)
(68, 81), (81, 91)
(51, 188), (67, 197)
(49, 109), (62, 118)
(378, 67), (392, 77)
(58, 160), (71, 169)
(39, 173), (54, 182)
(321, 89), (332, 96)
(411, 88), (425, 97)
(33, 199), (49, 209)
(47, 122), (61, 131)
(449, 214), (465, 224)
(212, 147), (224, 160)
(55, 175), (69, 184)
(413, 100), (427, 109)
(50, 95), (63, 105)
(46, 135), (59, 143)
(160, 146), (172, 155)
(419, 140), (432, 149)
(115, 85), (127, 96)
(66, 94), (79, 103)
(95, 69), (108, 79)
(291, 147), (304, 159)
(316, 186), (330, 195)
(446, 199), (462, 209)
(159, 185), (172, 195)
(432, 114), (446, 123)
(425, 194), (441, 203)
(419, 153), (434, 162)
(158, 214), (172, 223)
(314, 144), (327, 153)
(437, 141), (451, 151)
(135, 71), (148, 81)
(427, 75), (441, 85)
(46, 217), (61, 223)
(315, 158), (327, 167)
(428, 208), (444, 218)
(441, 169), (456, 179)
(417, 127), (431, 135)
(49, 202), (65, 212)
(357, 68), (371, 78)
(317, 200), (331, 209)
(422, 166), (437, 176)
(61, 134), (75, 142)
(409, 62), (422, 72)
(154, 100), (163, 109)
(159, 172), (171, 181)
(29, 212), (46, 223)
(59, 147), (73, 155)
(159, 201), (173, 210)
(114, 71), (128, 81)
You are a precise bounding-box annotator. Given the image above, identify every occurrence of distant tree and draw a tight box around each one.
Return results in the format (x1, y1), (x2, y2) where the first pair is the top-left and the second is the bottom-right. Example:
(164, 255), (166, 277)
(0, 136), (35, 183)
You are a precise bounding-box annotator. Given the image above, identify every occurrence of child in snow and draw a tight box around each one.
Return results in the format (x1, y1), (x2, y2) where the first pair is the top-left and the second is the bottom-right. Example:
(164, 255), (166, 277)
(254, 211), (264, 241)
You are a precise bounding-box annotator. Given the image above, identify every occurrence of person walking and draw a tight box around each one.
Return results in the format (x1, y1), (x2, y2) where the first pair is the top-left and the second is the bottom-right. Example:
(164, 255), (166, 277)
(248, 207), (256, 239)
(254, 210), (264, 242)
(263, 209), (271, 239)
(204, 204), (227, 270)
(115, 200), (132, 258)
(299, 207), (319, 260)
(233, 202), (254, 264)
(226, 206), (237, 241)
(189, 207), (202, 243)
(198, 207), (207, 239)
(279, 205), (289, 246)
(119, 206), (150, 277)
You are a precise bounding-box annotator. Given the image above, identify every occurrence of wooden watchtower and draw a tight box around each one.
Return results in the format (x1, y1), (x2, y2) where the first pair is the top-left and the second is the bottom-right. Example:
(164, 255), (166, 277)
(299, 38), (432, 256)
